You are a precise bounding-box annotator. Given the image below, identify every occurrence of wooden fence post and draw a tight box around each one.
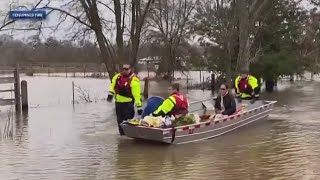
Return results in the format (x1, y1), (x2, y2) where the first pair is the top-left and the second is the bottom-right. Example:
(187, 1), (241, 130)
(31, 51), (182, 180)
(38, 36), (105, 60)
(21, 80), (28, 112)
(143, 78), (149, 99)
(290, 74), (294, 82)
(202, 76), (205, 91)
(211, 73), (215, 92)
(14, 67), (21, 112)
(47, 64), (50, 77)
(187, 76), (189, 90)
(83, 64), (86, 78)
(147, 61), (150, 79)
(72, 81), (75, 104)
(65, 65), (67, 78)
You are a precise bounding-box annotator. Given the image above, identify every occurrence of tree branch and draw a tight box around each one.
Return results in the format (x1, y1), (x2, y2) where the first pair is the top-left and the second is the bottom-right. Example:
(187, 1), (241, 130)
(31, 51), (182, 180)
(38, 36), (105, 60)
(122, 0), (127, 32)
(0, 0), (47, 31)
(251, 0), (269, 21)
(136, 0), (154, 32)
(45, 6), (93, 29)
(0, 21), (15, 31)
(97, 0), (115, 14)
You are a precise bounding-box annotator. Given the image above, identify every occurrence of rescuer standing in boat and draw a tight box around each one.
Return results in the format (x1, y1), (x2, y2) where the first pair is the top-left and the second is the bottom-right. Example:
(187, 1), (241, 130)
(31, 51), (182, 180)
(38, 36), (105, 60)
(234, 68), (260, 104)
(107, 64), (143, 135)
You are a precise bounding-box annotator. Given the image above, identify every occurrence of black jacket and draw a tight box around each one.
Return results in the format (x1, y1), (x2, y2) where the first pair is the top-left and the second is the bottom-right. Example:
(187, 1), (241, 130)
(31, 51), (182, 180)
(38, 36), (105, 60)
(214, 92), (236, 116)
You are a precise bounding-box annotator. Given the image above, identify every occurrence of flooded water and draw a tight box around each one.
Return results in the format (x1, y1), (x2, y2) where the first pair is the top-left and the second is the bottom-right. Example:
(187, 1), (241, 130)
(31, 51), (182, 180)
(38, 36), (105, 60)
(1, 74), (320, 180)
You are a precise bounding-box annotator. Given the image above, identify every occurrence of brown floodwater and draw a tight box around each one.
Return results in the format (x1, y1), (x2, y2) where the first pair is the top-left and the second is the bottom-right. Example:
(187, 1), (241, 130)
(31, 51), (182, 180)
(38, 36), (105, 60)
(0, 74), (320, 180)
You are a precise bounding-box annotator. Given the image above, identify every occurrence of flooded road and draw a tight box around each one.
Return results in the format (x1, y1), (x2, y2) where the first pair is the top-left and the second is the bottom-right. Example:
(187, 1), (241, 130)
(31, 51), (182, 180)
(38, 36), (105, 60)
(1, 75), (320, 179)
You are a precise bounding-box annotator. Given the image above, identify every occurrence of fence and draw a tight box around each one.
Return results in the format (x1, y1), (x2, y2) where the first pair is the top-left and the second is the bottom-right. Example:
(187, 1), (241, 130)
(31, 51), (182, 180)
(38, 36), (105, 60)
(17, 62), (108, 78)
(0, 66), (21, 112)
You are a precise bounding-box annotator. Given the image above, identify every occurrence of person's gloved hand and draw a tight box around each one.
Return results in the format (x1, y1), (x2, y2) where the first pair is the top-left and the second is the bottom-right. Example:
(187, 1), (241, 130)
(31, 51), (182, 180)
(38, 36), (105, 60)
(107, 92), (113, 102)
(250, 94), (259, 104)
(137, 106), (143, 116)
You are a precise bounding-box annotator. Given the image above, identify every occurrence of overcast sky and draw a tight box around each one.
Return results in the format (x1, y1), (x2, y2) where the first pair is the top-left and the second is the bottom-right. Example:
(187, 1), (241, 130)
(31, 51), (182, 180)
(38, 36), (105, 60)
(0, 0), (317, 43)
(0, 0), (115, 43)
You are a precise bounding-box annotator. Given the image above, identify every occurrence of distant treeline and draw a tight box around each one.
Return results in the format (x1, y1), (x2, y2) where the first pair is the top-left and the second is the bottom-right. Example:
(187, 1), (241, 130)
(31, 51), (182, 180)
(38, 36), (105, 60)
(0, 34), (100, 66)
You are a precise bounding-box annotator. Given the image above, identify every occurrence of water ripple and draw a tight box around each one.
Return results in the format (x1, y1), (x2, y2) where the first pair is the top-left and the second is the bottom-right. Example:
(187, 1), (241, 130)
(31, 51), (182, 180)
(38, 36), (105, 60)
(1, 79), (320, 179)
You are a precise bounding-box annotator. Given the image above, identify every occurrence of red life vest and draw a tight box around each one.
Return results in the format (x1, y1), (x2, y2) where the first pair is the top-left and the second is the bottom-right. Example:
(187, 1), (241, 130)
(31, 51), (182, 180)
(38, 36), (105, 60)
(170, 92), (189, 116)
(115, 73), (135, 98)
(238, 76), (252, 93)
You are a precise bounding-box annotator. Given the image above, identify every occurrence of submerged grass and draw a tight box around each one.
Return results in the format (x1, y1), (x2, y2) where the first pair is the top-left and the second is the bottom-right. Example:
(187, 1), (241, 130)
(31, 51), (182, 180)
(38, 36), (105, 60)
(0, 107), (14, 140)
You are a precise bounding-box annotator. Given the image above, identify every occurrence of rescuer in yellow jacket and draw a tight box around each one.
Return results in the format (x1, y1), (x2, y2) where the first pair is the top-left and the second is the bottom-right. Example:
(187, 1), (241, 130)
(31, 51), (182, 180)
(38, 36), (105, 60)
(234, 69), (260, 104)
(107, 64), (142, 135)
(152, 83), (189, 117)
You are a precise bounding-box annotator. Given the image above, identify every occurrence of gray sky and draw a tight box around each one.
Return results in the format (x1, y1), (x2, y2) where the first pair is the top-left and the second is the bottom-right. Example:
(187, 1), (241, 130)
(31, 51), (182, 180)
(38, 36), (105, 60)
(0, 0), (115, 43)
(0, 0), (317, 43)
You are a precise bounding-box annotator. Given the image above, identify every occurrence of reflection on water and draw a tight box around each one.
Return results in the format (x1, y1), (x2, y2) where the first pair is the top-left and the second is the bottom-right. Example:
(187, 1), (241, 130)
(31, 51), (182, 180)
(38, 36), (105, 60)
(0, 76), (320, 179)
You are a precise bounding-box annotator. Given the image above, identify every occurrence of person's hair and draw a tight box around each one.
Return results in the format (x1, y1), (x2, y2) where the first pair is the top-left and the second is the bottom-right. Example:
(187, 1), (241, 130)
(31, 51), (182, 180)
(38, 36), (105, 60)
(122, 64), (131, 69)
(240, 68), (250, 74)
(171, 83), (180, 91)
(220, 83), (229, 89)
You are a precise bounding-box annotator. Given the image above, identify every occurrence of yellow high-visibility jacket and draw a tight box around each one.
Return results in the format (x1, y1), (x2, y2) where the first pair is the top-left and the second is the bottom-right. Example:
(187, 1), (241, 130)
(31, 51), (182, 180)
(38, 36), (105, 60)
(235, 75), (259, 99)
(109, 73), (142, 107)
(153, 93), (188, 116)
(153, 96), (176, 116)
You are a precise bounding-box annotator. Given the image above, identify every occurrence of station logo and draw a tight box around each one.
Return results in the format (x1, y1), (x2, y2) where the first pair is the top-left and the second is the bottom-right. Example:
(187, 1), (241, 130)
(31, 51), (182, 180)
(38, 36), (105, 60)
(9, 6), (47, 20)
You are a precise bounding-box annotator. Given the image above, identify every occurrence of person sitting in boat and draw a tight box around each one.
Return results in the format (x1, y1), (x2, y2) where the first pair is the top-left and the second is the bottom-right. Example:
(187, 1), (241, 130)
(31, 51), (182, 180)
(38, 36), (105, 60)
(214, 83), (236, 116)
(152, 83), (189, 118)
(234, 68), (260, 104)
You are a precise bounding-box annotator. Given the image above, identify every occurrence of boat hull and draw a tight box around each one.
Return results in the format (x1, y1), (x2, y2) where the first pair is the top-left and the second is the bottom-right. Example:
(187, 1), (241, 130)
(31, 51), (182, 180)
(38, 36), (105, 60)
(120, 99), (276, 144)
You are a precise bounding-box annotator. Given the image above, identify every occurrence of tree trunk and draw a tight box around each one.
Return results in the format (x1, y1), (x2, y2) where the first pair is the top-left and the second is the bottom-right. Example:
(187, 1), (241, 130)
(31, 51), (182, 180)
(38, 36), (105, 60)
(225, 37), (232, 87)
(131, 30), (141, 71)
(236, 0), (251, 72)
(114, 0), (125, 65)
(265, 79), (274, 92)
(95, 31), (116, 79)
(157, 45), (174, 79)
(290, 73), (294, 82)
(80, 0), (117, 80)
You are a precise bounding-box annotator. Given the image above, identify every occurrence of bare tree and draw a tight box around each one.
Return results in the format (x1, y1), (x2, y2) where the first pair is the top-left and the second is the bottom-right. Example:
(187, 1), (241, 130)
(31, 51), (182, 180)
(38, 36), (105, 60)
(49, 0), (155, 78)
(113, 0), (155, 69)
(0, 0), (54, 34)
(235, 0), (269, 72)
(147, 0), (195, 77)
(193, 0), (270, 84)
(300, 10), (320, 80)
(1, 0), (155, 80)
(193, 0), (238, 85)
